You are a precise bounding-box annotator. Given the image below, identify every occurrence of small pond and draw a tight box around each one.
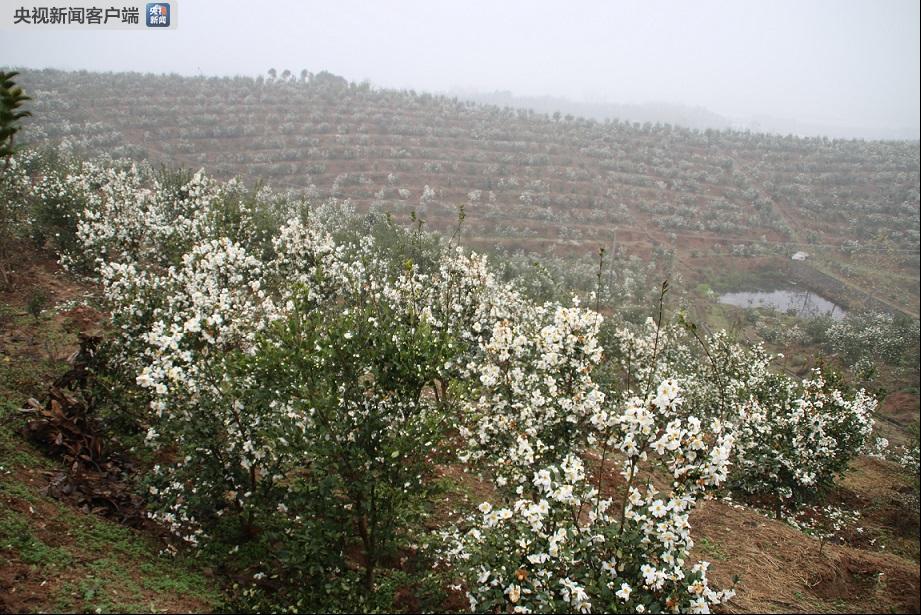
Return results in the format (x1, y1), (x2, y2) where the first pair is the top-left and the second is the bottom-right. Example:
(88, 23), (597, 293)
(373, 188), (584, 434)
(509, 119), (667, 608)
(718, 289), (846, 320)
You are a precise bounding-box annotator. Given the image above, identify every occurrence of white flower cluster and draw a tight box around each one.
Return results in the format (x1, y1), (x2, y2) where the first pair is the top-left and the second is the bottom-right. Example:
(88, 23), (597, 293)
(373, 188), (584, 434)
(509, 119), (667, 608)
(31, 156), (303, 273)
(448, 392), (736, 612)
(0, 152), (38, 232)
(825, 310), (917, 367)
(459, 301), (605, 488)
(733, 370), (875, 502)
(609, 319), (877, 508)
(450, 305), (737, 613)
(449, 306), (879, 612)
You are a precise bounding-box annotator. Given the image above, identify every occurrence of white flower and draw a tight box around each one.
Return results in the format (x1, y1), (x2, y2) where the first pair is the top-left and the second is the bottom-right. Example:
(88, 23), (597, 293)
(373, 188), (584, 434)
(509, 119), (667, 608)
(533, 469), (552, 492)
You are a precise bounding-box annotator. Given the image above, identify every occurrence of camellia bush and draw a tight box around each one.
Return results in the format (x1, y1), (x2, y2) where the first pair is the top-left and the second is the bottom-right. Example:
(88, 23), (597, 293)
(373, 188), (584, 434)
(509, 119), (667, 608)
(604, 317), (877, 514)
(824, 310), (919, 368)
(447, 373), (736, 613)
(731, 369), (876, 514)
(440, 288), (742, 613)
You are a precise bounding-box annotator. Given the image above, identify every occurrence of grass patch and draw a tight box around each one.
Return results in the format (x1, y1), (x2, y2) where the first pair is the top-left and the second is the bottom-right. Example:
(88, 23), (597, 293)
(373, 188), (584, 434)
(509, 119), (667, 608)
(697, 536), (728, 561)
(0, 509), (73, 567)
(0, 295), (221, 614)
(705, 265), (791, 294)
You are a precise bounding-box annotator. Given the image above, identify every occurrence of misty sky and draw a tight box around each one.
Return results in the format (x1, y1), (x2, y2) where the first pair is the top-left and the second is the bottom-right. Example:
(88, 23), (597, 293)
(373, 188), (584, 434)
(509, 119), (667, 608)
(2, 0), (919, 138)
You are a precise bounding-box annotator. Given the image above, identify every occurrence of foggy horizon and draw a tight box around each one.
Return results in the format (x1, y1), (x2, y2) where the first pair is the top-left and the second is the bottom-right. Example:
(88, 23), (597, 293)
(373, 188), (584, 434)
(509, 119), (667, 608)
(2, 0), (919, 140)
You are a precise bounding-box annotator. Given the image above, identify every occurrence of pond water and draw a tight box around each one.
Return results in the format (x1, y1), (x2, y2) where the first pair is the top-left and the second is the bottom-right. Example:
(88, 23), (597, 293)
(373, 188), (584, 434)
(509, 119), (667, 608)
(718, 289), (846, 320)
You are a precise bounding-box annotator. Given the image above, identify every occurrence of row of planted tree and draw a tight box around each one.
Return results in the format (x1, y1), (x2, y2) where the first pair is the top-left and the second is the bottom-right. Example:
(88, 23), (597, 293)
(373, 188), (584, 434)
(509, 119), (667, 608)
(18, 68), (919, 254)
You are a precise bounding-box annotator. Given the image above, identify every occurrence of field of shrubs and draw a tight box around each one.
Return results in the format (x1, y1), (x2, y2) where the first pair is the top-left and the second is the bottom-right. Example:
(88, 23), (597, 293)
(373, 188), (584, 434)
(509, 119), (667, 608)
(14, 69), (920, 316)
(1, 138), (918, 612)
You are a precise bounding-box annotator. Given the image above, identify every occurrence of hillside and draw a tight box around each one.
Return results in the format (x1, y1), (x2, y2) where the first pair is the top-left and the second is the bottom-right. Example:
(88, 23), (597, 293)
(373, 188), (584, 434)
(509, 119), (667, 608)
(1, 240), (918, 614)
(15, 68), (920, 316)
(1, 68), (918, 614)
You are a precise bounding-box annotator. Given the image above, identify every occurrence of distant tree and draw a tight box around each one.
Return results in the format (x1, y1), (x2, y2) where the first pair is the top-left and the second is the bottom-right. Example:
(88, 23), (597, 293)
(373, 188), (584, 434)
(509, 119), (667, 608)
(0, 71), (32, 162)
(314, 71), (349, 90)
(0, 71), (31, 288)
(281, 69), (291, 81)
(267, 67), (276, 80)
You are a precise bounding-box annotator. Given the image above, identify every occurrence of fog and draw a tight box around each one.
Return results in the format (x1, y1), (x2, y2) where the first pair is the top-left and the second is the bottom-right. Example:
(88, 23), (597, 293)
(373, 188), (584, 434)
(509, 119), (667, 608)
(2, 0), (919, 139)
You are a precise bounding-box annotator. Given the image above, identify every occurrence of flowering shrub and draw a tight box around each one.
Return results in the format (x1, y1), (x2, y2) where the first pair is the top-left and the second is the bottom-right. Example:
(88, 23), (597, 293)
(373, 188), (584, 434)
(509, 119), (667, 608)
(458, 301), (606, 485)
(611, 316), (877, 504)
(601, 314), (877, 521)
(96, 224), (465, 574)
(0, 146), (87, 263)
(824, 311), (919, 368)
(41, 156), (518, 601)
(239, 283), (460, 591)
(445, 452), (733, 613)
(48, 153), (742, 610)
(446, 290), (737, 613)
(891, 423), (921, 512)
(898, 444), (921, 512)
(0, 152), (33, 286)
(896, 443), (920, 487)
(731, 369), (876, 511)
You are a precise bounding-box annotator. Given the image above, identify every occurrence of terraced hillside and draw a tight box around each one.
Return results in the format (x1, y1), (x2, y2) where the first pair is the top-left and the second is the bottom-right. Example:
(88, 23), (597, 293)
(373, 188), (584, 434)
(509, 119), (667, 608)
(16, 69), (921, 314)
